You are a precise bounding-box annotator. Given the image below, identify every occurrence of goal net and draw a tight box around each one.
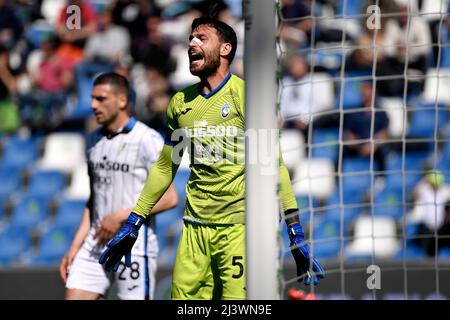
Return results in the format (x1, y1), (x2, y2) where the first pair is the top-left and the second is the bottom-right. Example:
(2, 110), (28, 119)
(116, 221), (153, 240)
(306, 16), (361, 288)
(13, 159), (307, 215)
(275, 0), (450, 300)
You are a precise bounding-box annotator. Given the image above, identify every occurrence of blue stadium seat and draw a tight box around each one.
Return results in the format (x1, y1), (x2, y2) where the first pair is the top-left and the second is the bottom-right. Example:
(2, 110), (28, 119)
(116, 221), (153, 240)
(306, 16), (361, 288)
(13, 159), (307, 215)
(24, 21), (54, 49)
(91, 0), (109, 13)
(440, 45), (450, 68)
(53, 199), (86, 231)
(393, 245), (427, 261)
(30, 226), (74, 266)
(438, 248), (450, 260)
(27, 169), (67, 201)
(9, 195), (49, 232)
(156, 169), (189, 251)
(311, 220), (342, 259)
(342, 157), (377, 198)
(407, 103), (448, 138)
(436, 129), (450, 181)
(344, 252), (377, 263)
(0, 165), (21, 213)
(295, 195), (319, 225)
(441, 131), (450, 160)
(436, 156), (450, 185)
(0, 225), (31, 265)
(384, 152), (427, 193)
(66, 78), (94, 120)
(0, 136), (39, 170)
(392, 222), (427, 261)
(311, 129), (339, 163)
(336, 0), (364, 16)
(0, 195), (7, 221)
(323, 206), (361, 229)
(336, 78), (363, 109)
(158, 244), (178, 267)
(325, 181), (369, 227)
(156, 202), (184, 253)
(173, 169), (190, 200)
(309, 49), (344, 70)
(372, 187), (405, 220)
(343, 157), (377, 173)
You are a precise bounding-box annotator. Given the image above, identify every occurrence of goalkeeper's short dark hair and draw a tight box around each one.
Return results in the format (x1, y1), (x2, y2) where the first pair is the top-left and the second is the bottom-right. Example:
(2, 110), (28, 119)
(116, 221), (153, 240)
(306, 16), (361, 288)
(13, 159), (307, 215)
(93, 72), (130, 97)
(191, 17), (238, 64)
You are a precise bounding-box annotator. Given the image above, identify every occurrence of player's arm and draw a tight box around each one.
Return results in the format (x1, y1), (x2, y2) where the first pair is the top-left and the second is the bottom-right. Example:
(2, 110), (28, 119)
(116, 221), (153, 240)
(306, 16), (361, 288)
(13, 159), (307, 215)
(98, 144), (182, 271)
(59, 206), (90, 283)
(150, 183), (178, 214)
(94, 184), (179, 245)
(99, 94), (183, 272)
(279, 150), (325, 286)
(133, 143), (180, 218)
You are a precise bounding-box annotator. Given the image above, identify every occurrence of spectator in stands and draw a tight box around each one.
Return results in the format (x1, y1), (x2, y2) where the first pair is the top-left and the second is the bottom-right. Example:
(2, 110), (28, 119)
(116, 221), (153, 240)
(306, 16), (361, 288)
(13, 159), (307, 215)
(55, 0), (97, 65)
(132, 13), (175, 75)
(412, 172), (450, 256)
(0, 0), (24, 49)
(74, 7), (131, 115)
(19, 36), (73, 132)
(136, 65), (175, 136)
(343, 81), (389, 172)
(0, 44), (20, 134)
(280, 54), (333, 141)
(279, 0), (312, 53)
(280, 0), (351, 55)
(83, 7), (131, 66)
(112, 0), (159, 47)
(280, 54), (312, 136)
(0, 44), (18, 100)
(347, 13), (393, 73)
(377, 1), (432, 96)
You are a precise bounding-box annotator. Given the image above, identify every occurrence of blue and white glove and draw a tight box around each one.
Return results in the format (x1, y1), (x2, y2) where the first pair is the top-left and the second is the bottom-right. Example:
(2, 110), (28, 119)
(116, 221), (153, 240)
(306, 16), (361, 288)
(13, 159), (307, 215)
(99, 212), (144, 272)
(288, 222), (325, 285)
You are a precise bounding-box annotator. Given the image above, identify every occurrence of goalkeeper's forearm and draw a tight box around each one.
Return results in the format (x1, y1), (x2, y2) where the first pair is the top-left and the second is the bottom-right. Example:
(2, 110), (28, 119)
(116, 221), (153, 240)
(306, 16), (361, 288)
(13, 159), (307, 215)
(133, 145), (178, 219)
(279, 151), (299, 213)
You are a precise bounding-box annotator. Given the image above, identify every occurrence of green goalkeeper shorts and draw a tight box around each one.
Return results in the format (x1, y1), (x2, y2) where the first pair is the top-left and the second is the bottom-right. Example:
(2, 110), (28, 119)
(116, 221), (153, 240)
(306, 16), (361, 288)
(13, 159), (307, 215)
(171, 220), (246, 300)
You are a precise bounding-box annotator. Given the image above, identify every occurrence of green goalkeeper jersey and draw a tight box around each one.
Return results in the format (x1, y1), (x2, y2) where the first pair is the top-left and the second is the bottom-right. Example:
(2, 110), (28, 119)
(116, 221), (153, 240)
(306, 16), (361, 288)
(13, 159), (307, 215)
(133, 73), (298, 224)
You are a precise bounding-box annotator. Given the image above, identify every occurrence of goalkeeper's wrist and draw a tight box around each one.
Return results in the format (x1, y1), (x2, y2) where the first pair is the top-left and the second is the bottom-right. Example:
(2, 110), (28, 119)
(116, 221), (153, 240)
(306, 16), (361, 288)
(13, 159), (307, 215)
(127, 212), (145, 229)
(287, 221), (304, 241)
(285, 209), (300, 227)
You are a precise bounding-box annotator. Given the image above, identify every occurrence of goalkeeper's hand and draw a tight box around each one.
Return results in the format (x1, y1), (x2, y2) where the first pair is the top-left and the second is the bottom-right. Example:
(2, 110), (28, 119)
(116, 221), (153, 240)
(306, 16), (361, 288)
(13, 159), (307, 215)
(288, 222), (325, 285)
(98, 212), (144, 272)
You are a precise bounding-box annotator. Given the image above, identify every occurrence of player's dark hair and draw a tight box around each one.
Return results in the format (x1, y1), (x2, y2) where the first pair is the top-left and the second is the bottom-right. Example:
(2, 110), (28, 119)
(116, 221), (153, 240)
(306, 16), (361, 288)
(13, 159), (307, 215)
(93, 72), (130, 97)
(191, 17), (237, 64)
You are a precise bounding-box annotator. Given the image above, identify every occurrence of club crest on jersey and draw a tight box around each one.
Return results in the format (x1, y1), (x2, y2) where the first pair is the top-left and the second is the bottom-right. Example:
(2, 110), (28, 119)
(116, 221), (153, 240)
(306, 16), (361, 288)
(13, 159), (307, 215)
(221, 104), (230, 118)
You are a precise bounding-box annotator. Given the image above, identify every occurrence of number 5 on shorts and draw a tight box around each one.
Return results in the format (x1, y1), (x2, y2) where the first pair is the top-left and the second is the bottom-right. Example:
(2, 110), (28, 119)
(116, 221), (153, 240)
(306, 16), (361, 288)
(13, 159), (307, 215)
(232, 256), (244, 279)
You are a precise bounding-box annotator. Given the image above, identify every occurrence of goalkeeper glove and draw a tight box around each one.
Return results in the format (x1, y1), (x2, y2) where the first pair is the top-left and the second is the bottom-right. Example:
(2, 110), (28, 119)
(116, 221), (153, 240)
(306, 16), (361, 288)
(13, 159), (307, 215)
(98, 212), (144, 272)
(288, 222), (325, 285)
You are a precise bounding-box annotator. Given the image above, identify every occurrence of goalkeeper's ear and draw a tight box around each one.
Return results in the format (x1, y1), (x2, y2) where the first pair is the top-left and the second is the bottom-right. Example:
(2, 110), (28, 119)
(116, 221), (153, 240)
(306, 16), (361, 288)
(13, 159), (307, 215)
(220, 42), (233, 61)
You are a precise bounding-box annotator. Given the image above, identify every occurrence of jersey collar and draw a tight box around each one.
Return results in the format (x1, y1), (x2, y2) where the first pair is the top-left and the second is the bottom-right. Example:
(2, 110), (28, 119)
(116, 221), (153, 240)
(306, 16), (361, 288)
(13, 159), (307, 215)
(101, 116), (136, 139)
(199, 72), (232, 99)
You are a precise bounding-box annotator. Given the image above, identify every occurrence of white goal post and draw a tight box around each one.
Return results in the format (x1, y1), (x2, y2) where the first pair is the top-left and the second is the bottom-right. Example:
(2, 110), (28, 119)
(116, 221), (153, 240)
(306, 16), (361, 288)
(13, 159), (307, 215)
(244, 0), (280, 300)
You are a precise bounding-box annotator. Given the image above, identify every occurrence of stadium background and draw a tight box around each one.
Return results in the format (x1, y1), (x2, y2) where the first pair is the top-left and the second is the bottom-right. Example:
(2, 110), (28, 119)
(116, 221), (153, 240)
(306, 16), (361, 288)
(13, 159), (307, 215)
(0, 0), (449, 299)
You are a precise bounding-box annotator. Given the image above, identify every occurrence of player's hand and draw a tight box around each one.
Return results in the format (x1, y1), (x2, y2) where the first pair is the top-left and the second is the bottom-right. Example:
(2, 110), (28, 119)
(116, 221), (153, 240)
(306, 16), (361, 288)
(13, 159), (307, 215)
(59, 246), (79, 283)
(94, 214), (123, 246)
(288, 222), (325, 285)
(98, 212), (144, 272)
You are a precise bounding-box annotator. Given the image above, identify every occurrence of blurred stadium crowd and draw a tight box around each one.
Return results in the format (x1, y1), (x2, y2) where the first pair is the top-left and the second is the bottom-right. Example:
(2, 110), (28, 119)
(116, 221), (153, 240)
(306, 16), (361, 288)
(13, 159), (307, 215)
(277, 0), (450, 262)
(0, 0), (449, 270)
(0, 0), (243, 267)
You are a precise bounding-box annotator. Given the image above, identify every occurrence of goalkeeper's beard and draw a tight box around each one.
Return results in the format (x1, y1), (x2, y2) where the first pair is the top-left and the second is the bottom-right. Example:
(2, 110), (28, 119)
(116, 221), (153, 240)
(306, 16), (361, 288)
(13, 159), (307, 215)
(190, 50), (221, 78)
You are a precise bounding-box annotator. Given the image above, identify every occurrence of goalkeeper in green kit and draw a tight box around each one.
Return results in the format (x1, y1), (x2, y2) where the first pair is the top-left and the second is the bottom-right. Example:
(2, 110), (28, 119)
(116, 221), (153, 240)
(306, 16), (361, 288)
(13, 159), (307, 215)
(99, 16), (324, 300)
